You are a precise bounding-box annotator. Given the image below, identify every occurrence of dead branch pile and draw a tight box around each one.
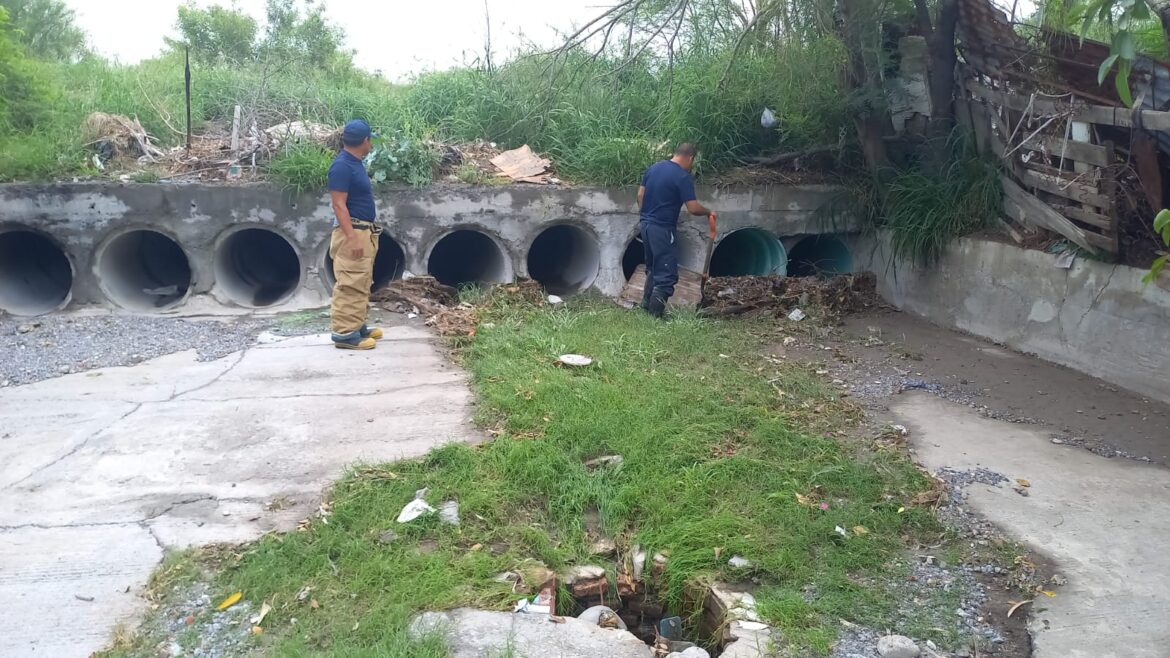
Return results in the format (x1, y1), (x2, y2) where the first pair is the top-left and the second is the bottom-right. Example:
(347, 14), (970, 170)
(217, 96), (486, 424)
(700, 272), (881, 318)
(82, 112), (165, 163)
(371, 277), (458, 316)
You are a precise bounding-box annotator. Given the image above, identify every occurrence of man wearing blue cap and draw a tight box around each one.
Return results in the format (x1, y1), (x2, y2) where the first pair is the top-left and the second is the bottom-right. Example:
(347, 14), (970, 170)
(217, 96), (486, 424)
(328, 119), (382, 350)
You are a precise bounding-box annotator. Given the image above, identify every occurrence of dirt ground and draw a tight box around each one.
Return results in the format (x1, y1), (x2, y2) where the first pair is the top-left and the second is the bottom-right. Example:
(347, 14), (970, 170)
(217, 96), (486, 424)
(836, 311), (1170, 463)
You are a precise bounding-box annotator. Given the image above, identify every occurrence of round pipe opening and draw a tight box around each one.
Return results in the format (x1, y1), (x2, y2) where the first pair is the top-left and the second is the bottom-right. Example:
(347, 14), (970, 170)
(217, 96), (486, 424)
(622, 236), (645, 280)
(96, 229), (192, 311)
(324, 234), (406, 292)
(709, 228), (787, 277)
(0, 230), (72, 315)
(214, 228), (301, 307)
(526, 224), (601, 294)
(787, 235), (854, 278)
(427, 230), (508, 287)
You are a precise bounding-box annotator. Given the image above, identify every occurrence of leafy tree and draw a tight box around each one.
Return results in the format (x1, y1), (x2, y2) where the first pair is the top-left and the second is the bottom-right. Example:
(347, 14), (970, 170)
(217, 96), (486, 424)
(171, 3), (259, 64)
(0, 6), (53, 130)
(259, 0), (347, 70)
(0, 0), (86, 61)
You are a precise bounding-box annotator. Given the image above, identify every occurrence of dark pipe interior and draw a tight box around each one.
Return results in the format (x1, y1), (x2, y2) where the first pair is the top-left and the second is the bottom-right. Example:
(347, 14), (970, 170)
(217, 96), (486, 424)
(708, 228), (787, 277)
(427, 230), (507, 287)
(326, 234), (406, 292)
(786, 235), (854, 278)
(526, 225), (601, 294)
(98, 230), (191, 310)
(0, 230), (72, 315)
(214, 228), (301, 307)
(622, 237), (645, 280)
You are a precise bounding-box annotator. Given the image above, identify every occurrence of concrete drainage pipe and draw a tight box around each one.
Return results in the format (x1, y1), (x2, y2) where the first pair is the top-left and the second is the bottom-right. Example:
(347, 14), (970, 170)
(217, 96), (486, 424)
(526, 224), (601, 294)
(709, 228), (787, 277)
(786, 235), (854, 277)
(214, 228), (301, 307)
(0, 229), (73, 316)
(323, 234), (406, 292)
(427, 230), (508, 287)
(96, 229), (192, 311)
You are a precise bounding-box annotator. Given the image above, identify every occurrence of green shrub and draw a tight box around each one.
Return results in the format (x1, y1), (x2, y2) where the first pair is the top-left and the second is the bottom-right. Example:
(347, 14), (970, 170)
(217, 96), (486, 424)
(268, 143), (332, 195)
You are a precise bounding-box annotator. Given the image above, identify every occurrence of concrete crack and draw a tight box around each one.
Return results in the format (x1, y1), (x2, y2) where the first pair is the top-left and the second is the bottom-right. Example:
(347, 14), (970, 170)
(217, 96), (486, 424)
(170, 349), (248, 401)
(1077, 264), (1118, 328)
(0, 519), (139, 532)
(142, 494), (218, 521)
(1, 402), (144, 491)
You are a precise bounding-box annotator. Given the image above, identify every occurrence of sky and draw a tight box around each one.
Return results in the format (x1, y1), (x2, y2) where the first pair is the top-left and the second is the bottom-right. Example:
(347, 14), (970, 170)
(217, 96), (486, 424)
(62, 0), (599, 81)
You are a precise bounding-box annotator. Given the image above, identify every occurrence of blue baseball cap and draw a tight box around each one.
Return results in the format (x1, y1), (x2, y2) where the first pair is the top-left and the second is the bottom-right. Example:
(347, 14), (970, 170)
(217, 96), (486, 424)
(341, 119), (374, 145)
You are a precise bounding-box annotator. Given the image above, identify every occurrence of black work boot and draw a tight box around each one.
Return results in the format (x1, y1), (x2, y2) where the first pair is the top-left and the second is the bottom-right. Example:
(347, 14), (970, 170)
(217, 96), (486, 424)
(646, 292), (668, 319)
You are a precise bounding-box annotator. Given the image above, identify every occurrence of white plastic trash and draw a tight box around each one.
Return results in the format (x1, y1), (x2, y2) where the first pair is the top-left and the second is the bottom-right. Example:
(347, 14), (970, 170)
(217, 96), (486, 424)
(397, 488), (435, 523)
(547, 295), (564, 305)
(787, 308), (807, 322)
(557, 354), (593, 367)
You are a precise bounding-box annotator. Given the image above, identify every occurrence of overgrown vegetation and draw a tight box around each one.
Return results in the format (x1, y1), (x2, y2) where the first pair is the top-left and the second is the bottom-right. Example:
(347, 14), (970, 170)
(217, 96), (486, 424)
(100, 294), (950, 657)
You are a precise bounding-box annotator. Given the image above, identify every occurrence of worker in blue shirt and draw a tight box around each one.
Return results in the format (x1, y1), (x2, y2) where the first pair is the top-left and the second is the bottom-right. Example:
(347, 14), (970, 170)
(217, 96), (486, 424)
(637, 143), (716, 318)
(327, 119), (383, 350)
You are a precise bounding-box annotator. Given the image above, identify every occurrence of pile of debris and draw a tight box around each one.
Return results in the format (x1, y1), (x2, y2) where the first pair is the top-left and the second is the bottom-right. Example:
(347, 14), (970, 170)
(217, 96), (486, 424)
(700, 272), (881, 319)
(372, 277), (546, 337)
(82, 112), (165, 169)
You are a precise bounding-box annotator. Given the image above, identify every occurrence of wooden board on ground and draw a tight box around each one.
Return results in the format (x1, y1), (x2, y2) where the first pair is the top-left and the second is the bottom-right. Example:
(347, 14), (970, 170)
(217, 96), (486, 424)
(617, 265), (703, 309)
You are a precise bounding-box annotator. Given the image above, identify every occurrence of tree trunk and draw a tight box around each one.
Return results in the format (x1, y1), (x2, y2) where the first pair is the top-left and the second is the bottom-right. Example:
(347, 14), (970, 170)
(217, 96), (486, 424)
(927, 0), (959, 126)
(838, 0), (893, 173)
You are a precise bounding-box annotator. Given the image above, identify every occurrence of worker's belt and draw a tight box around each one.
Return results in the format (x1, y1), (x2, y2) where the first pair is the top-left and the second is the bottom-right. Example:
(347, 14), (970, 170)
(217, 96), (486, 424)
(350, 220), (378, 231)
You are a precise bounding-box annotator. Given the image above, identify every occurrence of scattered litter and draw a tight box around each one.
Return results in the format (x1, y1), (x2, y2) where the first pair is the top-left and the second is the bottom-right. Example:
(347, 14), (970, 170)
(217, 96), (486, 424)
(513, 586), (555, 614)
(728, 555), (753, 569)
(890, 424), (909, 436)
(1016, 478), (1031, 488)
(397, 489), (436, 523)
(216, 592), (243, 611)
(578, 605), (627, 630)
(296, 586), (312, 601)
(852, 525), (869, 536)
(787, 308), (807, 322)
(407, 313), (418, 319)
(761, 107), (780, 129)
(556, 354), (593, 367)
(701, 273), (879, 319)
(491, 144), (553, 184)
(74, 594), (95, 602)
(835, 526), (848, 538)
(250, 601), (272, 626)
(438, 500), (460, 526)
(1006, 599), (1033, 618)
(584, 455), (623, 470)
(547, 294), (564, 304)
(1055, 250), (1076, 269)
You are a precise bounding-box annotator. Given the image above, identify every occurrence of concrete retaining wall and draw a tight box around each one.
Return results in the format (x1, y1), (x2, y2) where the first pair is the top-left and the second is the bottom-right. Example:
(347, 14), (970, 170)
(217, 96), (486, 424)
(857, 234), (1170, 405)
(0, 182), (851, 315)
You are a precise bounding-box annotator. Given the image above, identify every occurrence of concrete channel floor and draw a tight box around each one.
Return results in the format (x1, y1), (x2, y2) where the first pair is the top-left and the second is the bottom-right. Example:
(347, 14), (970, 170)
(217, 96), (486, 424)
(896, 393), (1170, 658)
(0, 322), (481, 658)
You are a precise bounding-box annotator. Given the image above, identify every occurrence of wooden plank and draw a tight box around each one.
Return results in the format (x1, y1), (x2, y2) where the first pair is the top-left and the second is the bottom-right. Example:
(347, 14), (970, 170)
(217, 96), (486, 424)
(1016, 167), (1112, 209)
(1047, 204), (1115, 230)
(1020, 135), (1113, 167)
(966, 81), (1170, 131)
(1001, 175), (1106, 253)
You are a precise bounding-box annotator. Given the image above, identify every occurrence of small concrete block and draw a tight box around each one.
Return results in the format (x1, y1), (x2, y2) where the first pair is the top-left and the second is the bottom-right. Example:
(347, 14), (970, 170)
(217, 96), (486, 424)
(877, 634), (920, 658)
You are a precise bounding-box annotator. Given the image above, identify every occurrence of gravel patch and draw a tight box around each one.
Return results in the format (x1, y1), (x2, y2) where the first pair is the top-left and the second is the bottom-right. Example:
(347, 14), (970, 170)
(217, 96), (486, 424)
(151, 581), (257, 658)
(0, 313), (331, 387)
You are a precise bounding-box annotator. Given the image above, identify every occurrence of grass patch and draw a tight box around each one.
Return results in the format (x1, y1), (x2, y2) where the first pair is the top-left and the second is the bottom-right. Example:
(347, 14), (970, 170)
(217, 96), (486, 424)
(101, 295), (944, 657)
(269, 144), (334, 195)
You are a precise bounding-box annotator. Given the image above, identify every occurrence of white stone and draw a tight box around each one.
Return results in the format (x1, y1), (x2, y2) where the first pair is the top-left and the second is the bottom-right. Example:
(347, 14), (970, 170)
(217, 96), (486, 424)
(877, 634), (920, 658)
(408, 608), (652, 657)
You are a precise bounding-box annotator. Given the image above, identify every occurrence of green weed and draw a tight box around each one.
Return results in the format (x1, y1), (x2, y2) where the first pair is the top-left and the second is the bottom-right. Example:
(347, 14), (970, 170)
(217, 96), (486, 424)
(269, 143), (333, 195)
(102, 295), (950, 657)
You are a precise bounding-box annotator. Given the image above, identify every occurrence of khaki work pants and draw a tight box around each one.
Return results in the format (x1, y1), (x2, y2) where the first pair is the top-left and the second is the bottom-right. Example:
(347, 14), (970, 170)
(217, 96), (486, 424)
(329, 224), (380, 337)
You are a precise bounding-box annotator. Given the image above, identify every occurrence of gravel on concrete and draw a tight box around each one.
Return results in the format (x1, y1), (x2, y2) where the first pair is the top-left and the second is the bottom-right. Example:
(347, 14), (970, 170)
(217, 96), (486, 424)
(0, 311), (341, 387)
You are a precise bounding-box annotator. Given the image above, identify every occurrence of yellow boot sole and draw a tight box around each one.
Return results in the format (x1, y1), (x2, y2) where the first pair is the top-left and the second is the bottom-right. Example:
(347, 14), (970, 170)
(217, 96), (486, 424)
(364, 327), (384, 340)
(334, 337), (376, 350)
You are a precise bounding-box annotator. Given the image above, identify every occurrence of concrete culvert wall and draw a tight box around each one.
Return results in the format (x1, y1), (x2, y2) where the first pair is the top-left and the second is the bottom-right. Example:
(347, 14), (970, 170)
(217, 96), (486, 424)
(214, 228), (301, 307)
(96, 230), (191, 311)
(428, 230), (508, 287)
(526, 224), (601, 294)
(709, 227), (787, 277)
(622, 237), (645, 280)
(0, 230), (72, 315)
(787, 235), (854, 277)
(324, 234), (406, 292)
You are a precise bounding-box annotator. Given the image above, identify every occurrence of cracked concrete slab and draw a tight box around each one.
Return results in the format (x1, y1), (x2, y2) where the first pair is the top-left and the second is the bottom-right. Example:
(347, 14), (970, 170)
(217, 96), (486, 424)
(895, 392), (1170, 658)
(0, 324), (481, 658)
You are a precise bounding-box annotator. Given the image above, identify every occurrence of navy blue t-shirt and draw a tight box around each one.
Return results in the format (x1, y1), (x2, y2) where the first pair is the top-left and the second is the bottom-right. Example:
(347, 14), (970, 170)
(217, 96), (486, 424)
(639, 160), (697, 227)
(327, 150), (376, 223)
